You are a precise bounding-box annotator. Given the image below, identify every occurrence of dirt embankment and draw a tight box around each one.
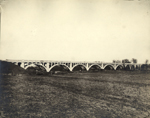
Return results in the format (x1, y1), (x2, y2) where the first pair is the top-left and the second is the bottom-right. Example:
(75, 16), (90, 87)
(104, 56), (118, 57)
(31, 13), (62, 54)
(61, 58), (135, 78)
(0, 60), (27, 75)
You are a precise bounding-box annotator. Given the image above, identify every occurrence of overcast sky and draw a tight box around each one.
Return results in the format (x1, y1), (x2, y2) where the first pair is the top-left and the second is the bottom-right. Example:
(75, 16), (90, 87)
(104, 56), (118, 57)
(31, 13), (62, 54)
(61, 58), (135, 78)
(0, 0), (150, 63)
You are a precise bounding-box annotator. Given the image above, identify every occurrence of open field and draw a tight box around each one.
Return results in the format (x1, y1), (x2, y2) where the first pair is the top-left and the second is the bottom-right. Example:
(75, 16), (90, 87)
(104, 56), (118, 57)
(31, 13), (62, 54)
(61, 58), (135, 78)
(0, 71), (150, 118)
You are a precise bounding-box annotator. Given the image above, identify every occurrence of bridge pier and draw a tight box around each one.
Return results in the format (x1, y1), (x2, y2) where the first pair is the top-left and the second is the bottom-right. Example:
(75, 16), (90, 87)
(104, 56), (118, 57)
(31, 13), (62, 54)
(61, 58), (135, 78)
(69, 63), (73, 72)
(45, 62), (49, 72)
(20, 62), (25, 68)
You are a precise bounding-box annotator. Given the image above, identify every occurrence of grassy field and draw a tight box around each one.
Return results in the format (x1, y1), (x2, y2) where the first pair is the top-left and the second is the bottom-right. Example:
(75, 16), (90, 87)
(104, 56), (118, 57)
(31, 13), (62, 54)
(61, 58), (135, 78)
(0, 71), (150, 118)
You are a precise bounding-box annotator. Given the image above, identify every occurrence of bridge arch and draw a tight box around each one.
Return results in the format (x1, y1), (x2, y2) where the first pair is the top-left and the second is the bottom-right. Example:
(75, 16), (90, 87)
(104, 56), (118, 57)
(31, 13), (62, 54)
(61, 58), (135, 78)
(25, 64), (47, 71)
(124, 65), (131, 70)
(103, 65), (115, 70)
(135, 65), (140, 70)
(72, 64), (87, 72)
(131, 65), (136, 70)
(48, 64), (70, 72)
(25, 64), (48, 73)
(115, 65), (124, 70)
(88, 64), (102, 71)
(25, 64), (37, 70)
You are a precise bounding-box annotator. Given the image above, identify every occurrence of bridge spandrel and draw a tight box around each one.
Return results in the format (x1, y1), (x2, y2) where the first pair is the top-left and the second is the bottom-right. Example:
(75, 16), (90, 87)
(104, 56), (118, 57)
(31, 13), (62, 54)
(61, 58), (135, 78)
(66, 63), (70, 67)
(36, 62), (39, 64)
(98, 63), (103, 67)
(88, 63), (93, 67)
(52, 63), (55, 66)
(24, 62), (28, 68)
(39, 62), (47, 68)
(48, 62), (56, 68)
(49, 63), (51, 68)
(72, 63), (75, 67)
(82, 63), (87, 66)
(103, 64), (107, 67)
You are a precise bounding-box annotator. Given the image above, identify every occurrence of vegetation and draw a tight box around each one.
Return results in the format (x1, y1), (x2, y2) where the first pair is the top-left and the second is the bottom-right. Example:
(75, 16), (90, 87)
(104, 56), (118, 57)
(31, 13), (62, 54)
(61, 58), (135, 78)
(0, 60), (27, 75)
(113, 60), (121, 63)
(131, 58), (137, 63)
(0, 72), (150, 117)
(122, 59), (131, 63)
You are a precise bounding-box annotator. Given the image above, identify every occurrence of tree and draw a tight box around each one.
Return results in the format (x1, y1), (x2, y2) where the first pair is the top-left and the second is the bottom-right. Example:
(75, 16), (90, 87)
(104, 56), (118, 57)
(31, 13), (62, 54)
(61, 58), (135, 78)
(145, 59), (149, 71)
(122, 59), (131, 63)
(113, 60), (121, 63)
(116, 60), (121, 63)
(145, 60), (149, 64)
(132, 58), (137, 63)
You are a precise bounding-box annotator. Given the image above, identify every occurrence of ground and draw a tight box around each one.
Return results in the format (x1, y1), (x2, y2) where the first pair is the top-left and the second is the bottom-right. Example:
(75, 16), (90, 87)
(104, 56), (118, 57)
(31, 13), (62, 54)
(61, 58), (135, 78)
(0, 71), (150, 118)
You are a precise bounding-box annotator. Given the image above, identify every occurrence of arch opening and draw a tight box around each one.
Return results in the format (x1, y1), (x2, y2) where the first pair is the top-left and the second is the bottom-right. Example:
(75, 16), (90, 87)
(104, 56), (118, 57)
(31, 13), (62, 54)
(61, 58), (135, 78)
(18, 62), (22, 67)
(141, 64), (148, 71)
(50, 65), (70, 74)
(104, 65), (114, 70)
(26, 64), (47, 75)
(88, 65), (101, 72)
(131, 65), (135, 70)
(135, 65), (139, 70)
(72, 65), (87, 72)
(124, 65), (131, 71)
(116, 65), (123, 70)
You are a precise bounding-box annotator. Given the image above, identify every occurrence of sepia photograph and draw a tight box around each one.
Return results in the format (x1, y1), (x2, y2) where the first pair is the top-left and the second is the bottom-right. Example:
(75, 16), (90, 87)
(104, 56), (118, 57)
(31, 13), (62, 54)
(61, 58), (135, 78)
(0, 0), (150, 117)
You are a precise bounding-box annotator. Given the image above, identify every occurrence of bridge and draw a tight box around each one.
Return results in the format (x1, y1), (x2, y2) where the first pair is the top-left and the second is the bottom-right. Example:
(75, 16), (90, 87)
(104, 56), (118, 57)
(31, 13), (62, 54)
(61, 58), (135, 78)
(6, 59), (142, 72)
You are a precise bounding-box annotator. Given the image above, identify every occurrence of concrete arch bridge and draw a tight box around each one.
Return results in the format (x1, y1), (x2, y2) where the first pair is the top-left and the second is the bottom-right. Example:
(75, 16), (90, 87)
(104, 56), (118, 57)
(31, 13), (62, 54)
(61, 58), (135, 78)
(7, 60), (142, 73)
